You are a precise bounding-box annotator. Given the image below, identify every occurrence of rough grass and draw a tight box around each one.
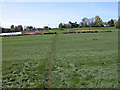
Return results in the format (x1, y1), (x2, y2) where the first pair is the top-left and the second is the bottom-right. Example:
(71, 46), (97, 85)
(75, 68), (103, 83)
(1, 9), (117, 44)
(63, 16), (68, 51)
(2, 31), (118, 88)
(50, 31), (118, 88)
(2, 35), (54, 88)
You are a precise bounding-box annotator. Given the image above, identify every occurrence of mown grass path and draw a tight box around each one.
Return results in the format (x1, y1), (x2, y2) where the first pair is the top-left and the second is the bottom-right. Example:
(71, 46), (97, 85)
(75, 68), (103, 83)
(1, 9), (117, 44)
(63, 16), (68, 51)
(44, 34), (57, 88)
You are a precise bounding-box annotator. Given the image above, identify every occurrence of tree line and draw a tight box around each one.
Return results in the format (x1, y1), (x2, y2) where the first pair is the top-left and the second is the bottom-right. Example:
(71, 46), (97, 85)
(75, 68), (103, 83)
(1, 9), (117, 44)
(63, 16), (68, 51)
(1, 25), (23, 33)
(58, 16), (120, 29)
(1, 15), (120, 33)
(1, 25), (52, 33)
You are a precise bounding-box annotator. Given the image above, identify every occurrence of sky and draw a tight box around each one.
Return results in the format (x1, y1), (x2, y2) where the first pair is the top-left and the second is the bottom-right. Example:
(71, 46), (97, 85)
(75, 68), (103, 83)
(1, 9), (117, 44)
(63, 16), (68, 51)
(0, 2), (118, 28)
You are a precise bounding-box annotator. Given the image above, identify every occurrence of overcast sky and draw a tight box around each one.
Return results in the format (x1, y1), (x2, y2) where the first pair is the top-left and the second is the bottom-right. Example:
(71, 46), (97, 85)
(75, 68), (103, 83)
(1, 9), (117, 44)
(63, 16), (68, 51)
(1, 2), (118, 28)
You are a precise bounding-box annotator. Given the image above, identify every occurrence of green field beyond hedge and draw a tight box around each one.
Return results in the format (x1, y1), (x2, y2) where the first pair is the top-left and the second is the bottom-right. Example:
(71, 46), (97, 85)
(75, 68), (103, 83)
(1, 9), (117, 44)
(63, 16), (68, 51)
(2, 30), (118, 88)
(51, 27), (117, 33)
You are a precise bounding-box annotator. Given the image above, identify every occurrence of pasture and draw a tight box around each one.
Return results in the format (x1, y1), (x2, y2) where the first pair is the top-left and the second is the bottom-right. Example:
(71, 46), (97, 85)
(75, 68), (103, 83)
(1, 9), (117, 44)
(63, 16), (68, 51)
(51, 27), (117, 33)
(2, 30), (118, 88)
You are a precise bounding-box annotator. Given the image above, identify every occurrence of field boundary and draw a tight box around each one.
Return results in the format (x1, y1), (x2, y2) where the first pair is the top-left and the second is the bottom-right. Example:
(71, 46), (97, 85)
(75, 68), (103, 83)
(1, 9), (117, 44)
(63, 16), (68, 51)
(0, 28), (2, 89)
(44, 34), (57, 88)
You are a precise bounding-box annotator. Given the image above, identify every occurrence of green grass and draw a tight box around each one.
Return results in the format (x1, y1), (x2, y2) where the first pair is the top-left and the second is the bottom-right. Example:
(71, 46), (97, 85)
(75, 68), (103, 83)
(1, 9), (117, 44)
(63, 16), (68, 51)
(51, 27), (117, 33)
(50, 31), (118, 88)
(2, 35), (54, 88)
(2, 31), (118, 88)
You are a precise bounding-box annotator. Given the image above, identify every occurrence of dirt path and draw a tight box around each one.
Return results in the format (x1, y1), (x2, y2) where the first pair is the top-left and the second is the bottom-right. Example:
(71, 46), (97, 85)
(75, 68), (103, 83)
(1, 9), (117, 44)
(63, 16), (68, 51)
(44, 34), (57, 89)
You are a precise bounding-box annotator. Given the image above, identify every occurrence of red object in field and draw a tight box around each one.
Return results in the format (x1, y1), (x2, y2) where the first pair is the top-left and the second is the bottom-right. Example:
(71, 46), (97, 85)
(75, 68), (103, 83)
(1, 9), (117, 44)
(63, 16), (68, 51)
(24, 30), (53, 35)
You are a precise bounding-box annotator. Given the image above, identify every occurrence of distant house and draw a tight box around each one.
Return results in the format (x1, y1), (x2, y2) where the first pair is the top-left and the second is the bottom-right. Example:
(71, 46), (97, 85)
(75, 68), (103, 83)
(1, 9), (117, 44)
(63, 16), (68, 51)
(103, 24), (109, 27)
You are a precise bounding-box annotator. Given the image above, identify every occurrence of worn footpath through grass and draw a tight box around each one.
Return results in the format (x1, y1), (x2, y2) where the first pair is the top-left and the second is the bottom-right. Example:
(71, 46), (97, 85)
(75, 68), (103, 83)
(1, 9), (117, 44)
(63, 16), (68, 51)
(44, 34), (57, 88)
(2, 35), (54, 88)
(2, 31), (118, 88)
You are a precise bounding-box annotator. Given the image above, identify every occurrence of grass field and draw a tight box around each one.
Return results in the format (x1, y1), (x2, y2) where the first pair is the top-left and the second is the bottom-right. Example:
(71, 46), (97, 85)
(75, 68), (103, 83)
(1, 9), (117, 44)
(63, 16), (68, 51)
(51, 32), (118, 88)
(2, 35), (54, 88)
(51, 27), (117, 33)
(2, 30), (118, 88)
